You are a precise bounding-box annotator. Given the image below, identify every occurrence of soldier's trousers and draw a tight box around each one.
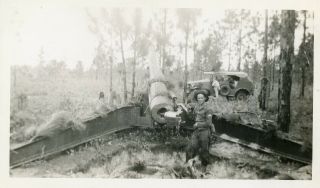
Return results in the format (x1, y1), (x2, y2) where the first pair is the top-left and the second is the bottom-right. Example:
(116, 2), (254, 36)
(186, 128), (211, 166)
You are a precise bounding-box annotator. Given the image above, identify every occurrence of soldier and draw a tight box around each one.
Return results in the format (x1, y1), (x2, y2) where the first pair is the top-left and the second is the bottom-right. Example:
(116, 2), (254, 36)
(186, 90), (215, 167)
(211, 76), (220, 99)
(94, 91), (111, 116)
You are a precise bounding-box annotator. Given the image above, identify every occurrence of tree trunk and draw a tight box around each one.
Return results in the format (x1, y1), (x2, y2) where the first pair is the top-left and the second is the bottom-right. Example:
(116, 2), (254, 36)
(272, 59), (275, 91)
(252, 44), (258, 84)
(237, 18), (242, 71)
(200, 59), (203, 79)
(272, 43), (276, 91)
(277, 65), (281, 115)
(161, 9), (167, 74)
(159, 43), (162, 71)
(267, 61), (271, 106)
(119, 30), (127, 103)
(132, 50), (137, 99)
(301, 66), (306, 97)
(278, 10), (296, 133)
(260, 10), (268, 110)
(109, 55), (113, 105)
(228, 33), (232, 71)
(148, 45), (173, 124)
(183, 23), (190, 103)
(193, 29), (197, 79)
(300, 10), (307, 98)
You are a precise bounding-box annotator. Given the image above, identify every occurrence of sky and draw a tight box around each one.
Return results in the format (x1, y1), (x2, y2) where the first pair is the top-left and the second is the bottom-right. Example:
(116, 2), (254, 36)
(1, 2), (98, 70)
(0, 1), (314, 71)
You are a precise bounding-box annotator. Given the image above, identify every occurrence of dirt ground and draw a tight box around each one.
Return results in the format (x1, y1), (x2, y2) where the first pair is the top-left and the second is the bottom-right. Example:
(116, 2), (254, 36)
(10, 128), (311, 179)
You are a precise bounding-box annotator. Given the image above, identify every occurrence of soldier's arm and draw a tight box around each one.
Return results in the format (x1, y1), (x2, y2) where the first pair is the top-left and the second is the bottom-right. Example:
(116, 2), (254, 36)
(207, 114), (215, 132)
(206, 107), (216, 132)
(194, 113), (215, 130)
(186, 102), (196, 111)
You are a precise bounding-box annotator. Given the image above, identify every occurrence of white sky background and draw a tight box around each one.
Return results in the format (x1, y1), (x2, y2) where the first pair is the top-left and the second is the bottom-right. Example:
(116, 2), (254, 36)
(2, 3), (98, 70)
(1, 2), (314, 71)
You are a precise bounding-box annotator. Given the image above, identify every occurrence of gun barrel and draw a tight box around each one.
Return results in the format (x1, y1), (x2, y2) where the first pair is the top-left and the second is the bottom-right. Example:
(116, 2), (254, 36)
(147, 46), (173, 124)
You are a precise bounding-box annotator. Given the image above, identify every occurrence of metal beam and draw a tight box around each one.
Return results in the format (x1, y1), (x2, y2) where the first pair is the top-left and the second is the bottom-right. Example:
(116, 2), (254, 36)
(10, 106), (152, 168)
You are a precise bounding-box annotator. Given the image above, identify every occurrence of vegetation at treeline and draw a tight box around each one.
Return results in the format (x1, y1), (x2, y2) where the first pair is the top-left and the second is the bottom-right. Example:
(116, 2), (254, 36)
(11, 9), (313, 143)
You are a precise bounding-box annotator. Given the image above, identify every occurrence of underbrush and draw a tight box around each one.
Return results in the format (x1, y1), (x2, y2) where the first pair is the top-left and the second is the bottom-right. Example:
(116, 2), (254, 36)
(264, 84), (313, 142)
(60, 129), (189, 178)
(207, 95), (261, 115)
(11, 128), (310, 179)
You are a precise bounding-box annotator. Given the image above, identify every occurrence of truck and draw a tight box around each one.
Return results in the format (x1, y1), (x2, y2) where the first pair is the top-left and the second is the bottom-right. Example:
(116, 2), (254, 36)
(187, 71), (254, 101)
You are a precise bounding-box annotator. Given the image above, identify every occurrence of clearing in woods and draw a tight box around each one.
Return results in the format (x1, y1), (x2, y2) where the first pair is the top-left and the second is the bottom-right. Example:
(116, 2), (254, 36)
(10, 74), (312, 179)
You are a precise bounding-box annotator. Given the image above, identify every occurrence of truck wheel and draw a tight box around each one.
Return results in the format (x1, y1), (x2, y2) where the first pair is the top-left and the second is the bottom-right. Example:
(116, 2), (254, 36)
(219, 85), (231, 96)
(236, 90), (249, 101)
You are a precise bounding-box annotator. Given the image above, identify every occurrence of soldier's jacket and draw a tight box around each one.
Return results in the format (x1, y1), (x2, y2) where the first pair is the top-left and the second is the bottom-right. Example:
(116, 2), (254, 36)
(188, 102), (213, 129)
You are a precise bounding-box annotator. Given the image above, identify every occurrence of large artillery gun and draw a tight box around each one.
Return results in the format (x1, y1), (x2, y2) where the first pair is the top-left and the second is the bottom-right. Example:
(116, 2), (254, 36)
(10, 46), (312, 168)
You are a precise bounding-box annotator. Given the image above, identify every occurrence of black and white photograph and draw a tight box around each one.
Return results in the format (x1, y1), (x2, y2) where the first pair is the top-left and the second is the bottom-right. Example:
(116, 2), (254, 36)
(0, 0), (319, 184)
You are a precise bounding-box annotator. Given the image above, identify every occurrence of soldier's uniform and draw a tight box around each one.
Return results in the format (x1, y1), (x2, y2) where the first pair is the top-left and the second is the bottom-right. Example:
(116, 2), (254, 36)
(211, 79), (220, 98)
(186, 101), (214, 166)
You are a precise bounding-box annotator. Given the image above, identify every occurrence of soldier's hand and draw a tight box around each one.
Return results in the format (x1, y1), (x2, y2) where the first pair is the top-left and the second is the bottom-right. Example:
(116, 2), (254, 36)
(193, 123), (198, 128)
